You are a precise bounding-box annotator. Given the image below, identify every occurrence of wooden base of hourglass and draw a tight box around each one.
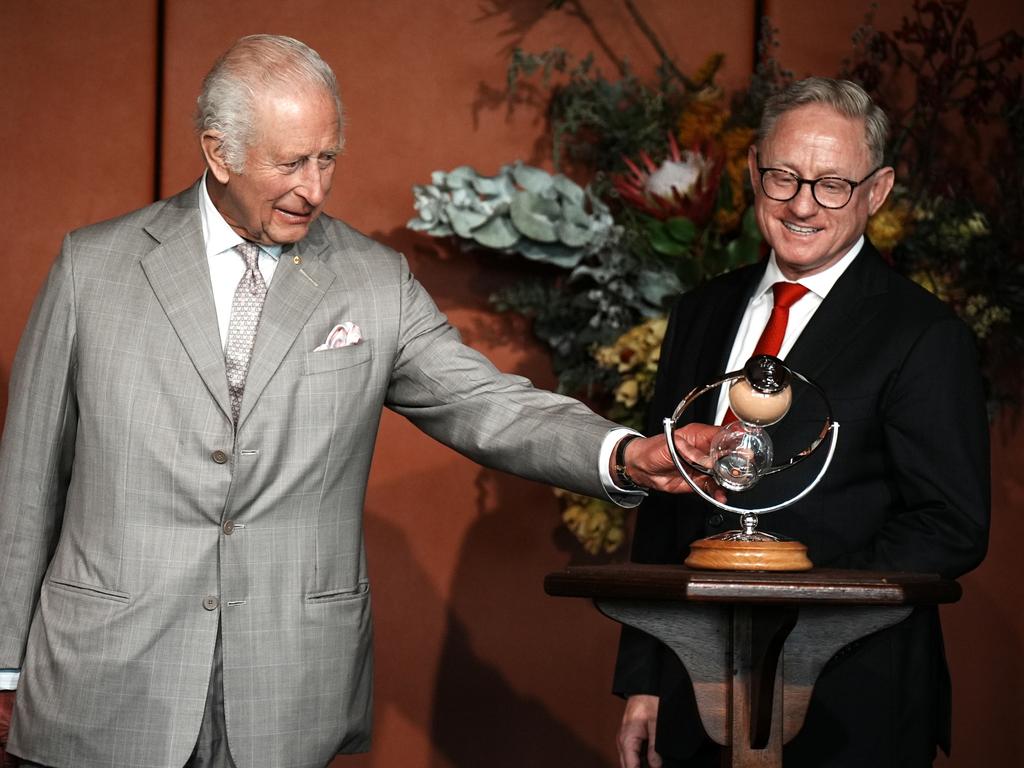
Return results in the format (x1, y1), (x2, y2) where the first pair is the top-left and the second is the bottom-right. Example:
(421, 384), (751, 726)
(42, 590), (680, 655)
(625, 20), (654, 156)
(685, 536), (813, 572)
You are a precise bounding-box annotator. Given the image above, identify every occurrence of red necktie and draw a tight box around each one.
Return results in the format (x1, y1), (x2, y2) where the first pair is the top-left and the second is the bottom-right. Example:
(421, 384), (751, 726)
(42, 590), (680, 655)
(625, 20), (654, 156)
(721, 281), (809, 425)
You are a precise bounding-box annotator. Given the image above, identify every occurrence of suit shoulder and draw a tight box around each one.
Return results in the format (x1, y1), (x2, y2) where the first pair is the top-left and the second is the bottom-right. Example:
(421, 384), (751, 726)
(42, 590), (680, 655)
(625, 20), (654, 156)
(64, 189), (195, 255)
(885, 268), (957, 317)
(317, 217), (401, 262)
(867, 255), (962, 331)
(314, 215), (410, 289)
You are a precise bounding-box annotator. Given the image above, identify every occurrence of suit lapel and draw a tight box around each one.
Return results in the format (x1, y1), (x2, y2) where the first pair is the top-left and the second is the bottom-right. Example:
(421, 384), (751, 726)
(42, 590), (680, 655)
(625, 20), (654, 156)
(236, 218), (336, 428)
(140, 185), (233, 424)
(784, 243), (889, 412)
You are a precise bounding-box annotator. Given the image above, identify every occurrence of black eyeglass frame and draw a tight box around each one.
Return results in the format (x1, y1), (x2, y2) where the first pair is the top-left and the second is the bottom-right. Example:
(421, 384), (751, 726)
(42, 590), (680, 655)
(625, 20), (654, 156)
(755, 163), (884, 209)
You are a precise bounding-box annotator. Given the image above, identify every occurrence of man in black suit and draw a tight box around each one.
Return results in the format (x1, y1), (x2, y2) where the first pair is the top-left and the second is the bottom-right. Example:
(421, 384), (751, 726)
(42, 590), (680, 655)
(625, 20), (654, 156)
(613, 77), (990, 768)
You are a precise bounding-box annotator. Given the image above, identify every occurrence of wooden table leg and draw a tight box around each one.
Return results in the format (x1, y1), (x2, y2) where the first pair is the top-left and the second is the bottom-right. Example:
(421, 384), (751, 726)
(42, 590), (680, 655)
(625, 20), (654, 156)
(597, 599), (914, 767)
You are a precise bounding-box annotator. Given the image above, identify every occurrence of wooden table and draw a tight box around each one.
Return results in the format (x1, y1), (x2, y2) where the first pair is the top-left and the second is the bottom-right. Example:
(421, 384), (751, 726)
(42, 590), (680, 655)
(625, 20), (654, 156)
(545, 565), (961, 768)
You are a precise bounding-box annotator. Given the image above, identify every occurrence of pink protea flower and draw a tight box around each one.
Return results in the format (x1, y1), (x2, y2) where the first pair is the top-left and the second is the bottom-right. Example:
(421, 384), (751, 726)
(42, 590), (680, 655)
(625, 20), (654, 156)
(614, 133), (722, 224)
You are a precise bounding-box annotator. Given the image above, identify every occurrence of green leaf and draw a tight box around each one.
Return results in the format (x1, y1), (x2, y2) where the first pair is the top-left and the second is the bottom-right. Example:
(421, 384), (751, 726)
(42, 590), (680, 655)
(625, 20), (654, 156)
(665, 217), (697, 244)
(646, 221), (688, 256)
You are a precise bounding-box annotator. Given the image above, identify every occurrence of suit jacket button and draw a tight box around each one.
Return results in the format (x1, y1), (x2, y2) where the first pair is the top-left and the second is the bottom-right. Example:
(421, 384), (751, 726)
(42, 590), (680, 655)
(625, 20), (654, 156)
(211, 450), (229, 464)
(708, 513), (724, 526)
(203, 596), (220, 611)
(223, 520), (236, 535)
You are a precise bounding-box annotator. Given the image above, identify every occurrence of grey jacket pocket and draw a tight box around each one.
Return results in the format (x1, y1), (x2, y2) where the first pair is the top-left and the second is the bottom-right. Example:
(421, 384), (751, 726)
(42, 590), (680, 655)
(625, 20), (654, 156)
(303, 341), (373, 376)
(48, 577), (131, 604)
(305, 582), (370, 604)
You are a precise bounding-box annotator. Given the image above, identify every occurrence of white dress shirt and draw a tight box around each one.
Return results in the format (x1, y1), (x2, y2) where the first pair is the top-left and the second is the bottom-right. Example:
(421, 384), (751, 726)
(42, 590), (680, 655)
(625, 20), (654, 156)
(714, 237), (865, 423)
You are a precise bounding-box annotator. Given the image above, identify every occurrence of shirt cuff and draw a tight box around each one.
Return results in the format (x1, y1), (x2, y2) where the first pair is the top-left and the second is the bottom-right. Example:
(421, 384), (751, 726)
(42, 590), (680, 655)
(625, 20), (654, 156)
(0, 669), (20, 689)
(600, 428), (647, 508)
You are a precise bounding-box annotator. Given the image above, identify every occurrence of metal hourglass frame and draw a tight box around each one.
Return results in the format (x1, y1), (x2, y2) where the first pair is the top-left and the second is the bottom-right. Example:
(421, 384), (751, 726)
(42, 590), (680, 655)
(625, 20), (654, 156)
(663, 355), (841, 538)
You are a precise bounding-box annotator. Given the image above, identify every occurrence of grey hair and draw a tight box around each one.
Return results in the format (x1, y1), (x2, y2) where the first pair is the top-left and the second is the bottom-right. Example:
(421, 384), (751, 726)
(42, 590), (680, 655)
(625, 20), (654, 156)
(757, 77), (889, 167)
(195, 34), (343, 172)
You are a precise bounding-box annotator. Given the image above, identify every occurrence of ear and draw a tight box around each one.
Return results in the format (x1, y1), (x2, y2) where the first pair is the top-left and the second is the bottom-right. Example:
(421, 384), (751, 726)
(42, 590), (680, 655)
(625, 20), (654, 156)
(866, 166), (896, 215)
(747, 145), (760, 191)
(201, 131), (231, 184)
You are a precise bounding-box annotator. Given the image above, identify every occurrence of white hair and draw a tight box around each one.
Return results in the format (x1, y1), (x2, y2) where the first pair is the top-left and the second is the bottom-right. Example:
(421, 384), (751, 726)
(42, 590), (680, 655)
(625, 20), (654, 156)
(195, 34), (343, 172)
(758, 77), (889, 167)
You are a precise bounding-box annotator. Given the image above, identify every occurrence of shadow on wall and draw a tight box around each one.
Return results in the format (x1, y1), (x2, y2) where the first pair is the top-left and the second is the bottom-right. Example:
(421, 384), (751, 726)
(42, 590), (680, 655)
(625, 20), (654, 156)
(347, 476), (612, 768)
(371, 226), (569, 361)
(428, 469), (616, 768)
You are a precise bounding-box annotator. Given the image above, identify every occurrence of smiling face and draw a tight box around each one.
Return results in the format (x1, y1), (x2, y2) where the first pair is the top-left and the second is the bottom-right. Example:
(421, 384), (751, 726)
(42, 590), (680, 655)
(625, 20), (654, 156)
(749, 103), (894, 279)
(203, 87), (342, 245)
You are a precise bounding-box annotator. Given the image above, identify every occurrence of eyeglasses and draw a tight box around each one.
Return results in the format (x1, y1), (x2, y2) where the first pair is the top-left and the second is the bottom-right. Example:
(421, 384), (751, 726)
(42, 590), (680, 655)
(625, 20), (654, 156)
(756, 164), (883, 209)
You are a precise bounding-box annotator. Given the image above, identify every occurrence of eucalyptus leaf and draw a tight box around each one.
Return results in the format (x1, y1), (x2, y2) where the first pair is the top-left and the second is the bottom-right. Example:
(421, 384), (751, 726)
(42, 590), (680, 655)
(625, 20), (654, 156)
(407, 216), (448, 234)
(512, 163), (555, 195)
(471, 175), (510, 197)
(510, 191), (561, 242)
(636, 269), (683, 308)
(558, 220), (593, 248)
(552, 174), (586, 206)
(517, 240), (585, 268)
(448, 207), (491, 239)
(473, 216), (521, 250)
(446, 166), (479, 188)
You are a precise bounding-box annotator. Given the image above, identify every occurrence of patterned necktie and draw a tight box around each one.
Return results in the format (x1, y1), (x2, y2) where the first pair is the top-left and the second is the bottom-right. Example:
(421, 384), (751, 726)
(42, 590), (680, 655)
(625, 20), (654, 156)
(722, 281), (809, 425)
(225, 242), (267, 424)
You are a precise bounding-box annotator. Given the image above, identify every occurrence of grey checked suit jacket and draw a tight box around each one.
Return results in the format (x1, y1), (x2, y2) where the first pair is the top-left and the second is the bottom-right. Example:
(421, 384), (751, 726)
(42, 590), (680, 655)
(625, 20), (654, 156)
(0, 182), (618, 768)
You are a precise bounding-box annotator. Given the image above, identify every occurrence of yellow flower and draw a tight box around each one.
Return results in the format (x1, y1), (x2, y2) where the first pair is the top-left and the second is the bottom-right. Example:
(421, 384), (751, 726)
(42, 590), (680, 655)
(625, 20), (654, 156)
(716, 126), (756, 230)
(678, 98), (727, 148)
(963, 294), (1010, 339)
(594, 317), (668, 374)
(868, 199), (912, 251)
(615, 378), (640, 408)
(556, 489), (627, 554)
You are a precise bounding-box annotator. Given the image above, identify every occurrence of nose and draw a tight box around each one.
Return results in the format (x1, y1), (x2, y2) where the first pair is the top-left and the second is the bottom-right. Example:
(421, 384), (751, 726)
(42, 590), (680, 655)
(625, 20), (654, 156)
(786, 181), (819, 217)
(297, 163), (329, 207)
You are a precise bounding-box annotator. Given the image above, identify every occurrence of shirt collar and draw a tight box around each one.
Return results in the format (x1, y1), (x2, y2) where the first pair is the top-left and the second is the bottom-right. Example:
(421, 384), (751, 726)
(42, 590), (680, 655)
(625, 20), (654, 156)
(754, 235), (865, 302)
(199, 171), (282, 261)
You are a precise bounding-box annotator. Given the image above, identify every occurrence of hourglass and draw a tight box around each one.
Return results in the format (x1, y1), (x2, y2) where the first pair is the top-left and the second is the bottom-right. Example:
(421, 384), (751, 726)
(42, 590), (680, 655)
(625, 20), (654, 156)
(664, 355), (839, 571)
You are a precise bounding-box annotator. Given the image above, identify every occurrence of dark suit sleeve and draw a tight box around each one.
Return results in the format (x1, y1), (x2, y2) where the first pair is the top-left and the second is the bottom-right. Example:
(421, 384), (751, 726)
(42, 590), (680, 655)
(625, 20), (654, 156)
(832, 316), (990, 578)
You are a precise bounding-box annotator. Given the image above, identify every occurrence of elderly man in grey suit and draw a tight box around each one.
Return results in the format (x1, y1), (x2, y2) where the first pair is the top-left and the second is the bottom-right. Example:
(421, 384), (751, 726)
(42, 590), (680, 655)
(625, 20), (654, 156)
(0, 34), (718, 768)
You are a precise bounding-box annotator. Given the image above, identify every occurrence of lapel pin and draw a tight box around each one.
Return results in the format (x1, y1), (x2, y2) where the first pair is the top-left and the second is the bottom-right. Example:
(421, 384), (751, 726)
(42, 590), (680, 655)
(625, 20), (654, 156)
(292, 255), (302, 265)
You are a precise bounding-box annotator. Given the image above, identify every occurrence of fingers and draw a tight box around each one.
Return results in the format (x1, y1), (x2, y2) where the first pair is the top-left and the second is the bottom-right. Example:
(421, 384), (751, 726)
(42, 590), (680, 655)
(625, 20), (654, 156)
(673, 425), (716, 468)
(617, 728), (644, 768)
(618, 695), (661, 768)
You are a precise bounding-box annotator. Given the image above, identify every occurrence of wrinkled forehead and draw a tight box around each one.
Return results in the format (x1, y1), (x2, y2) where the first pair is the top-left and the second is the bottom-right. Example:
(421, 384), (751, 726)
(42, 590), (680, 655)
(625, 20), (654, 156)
(760, 105), (871, 164)
(250, 85), (342, 139)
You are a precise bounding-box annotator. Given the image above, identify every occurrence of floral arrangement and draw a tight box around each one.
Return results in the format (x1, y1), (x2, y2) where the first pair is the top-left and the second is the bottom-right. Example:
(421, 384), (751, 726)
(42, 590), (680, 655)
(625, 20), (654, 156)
(409, 0), (1023, 555)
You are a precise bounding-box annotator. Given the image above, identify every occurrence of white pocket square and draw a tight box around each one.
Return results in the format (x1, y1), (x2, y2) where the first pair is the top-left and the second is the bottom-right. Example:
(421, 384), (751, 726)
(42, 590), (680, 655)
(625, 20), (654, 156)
(315, 322), (363, 351)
